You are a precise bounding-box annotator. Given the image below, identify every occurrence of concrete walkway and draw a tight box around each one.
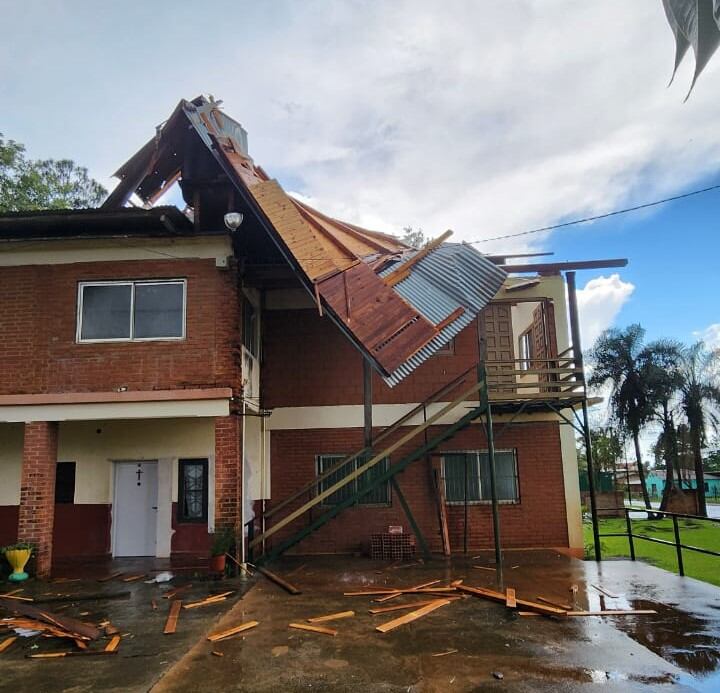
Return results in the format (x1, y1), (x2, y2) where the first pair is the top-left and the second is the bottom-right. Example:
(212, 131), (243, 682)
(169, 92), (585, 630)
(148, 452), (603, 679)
(153, 552), (720, 692)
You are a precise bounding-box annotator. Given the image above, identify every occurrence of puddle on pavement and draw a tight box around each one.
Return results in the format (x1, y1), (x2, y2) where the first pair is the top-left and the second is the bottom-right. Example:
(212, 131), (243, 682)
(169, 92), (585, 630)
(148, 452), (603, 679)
(608, 598), (720, 689)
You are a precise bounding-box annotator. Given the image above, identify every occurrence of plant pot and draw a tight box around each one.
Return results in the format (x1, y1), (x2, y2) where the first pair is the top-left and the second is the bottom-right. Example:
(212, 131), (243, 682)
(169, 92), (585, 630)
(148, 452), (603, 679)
(5, 548), (32, 582)
(209, 554), (226, 573)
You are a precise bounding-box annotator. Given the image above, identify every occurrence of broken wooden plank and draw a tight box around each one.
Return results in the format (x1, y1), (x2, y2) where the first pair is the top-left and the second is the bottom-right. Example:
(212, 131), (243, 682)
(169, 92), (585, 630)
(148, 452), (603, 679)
(164, 584), (193, 600)
(207, 620), (259, 642)
(0, 636), (17, 654)
(97, 572), (124, 583)
(432, 648), (458, 657)
(183, 592), (234, 610)
(289, 622), (337, 636)
(455, 585), (566, 618)
(591, 584), (618, 599)
(122, 574), (147, 583)
(105, 635), (121, 652)
(0, 594), (33, 602)
(505, 588), (516, 608)
(211, 650), (224, 657)
(307, 610), (355, 623)
(375, 579), (442, 603)
(537, 596), (573, 611)
(368, 597), (463, 614)
(376, 599), (451, 633)
(163, 600), (182, 634)
(255, 566), (301, 595)
(473, 565), (496, 572)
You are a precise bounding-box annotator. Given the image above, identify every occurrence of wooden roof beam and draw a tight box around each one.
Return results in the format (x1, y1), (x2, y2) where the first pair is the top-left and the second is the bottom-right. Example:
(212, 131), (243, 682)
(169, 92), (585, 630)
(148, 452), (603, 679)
(384, 230), (453, 287)
(500, 258), (628, 274)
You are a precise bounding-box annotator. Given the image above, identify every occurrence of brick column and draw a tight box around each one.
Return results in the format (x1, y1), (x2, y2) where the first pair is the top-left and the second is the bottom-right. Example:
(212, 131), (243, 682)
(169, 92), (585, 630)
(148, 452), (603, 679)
(214, 415), (242, 532)
(18, 421), (59, 578)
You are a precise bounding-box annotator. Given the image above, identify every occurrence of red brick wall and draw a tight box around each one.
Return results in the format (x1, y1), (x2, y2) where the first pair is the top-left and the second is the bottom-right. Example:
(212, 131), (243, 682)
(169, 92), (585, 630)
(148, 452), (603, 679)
(18, 421), (59, 576)
(264, 421), (569, 555)
(214, 415), (242, 530)
(262, 309), (480, 408)
(0, 258), (240, 396)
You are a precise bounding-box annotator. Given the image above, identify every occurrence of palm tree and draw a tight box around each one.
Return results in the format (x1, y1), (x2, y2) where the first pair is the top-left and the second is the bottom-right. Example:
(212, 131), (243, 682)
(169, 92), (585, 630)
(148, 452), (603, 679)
(677, 342), (720, 517)
(589, 325), (655, 511)
(641, 340), (684, 511)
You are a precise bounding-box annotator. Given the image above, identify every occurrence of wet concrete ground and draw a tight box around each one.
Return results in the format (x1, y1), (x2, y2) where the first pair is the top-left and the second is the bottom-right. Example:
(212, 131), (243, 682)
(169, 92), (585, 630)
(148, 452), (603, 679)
(0, 558), (252, 693)
(153, 551), (720, 692)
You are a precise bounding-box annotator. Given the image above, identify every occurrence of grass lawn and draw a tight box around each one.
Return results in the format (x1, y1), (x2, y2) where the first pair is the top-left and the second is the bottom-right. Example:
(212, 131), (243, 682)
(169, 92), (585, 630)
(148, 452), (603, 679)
(584, 516), (720, 588)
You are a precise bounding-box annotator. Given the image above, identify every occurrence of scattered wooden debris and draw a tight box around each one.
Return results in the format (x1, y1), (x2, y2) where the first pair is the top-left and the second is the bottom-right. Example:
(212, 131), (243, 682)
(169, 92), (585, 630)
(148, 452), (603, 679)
(307, 611), (355, 623)
(289, 622), (338, 636)
(212, 650), (224, 657)
(472, 565), (496, 572)
(0, 598), (101, 640)
(104, 622), (120, 636)
(255, 566), (301, 595)
(505, 588), (516, 608)
(183, 592), (234, 610)
(105, 635), (121, 652)
(369, 599), (445, 615)
(591, 584), (618, 599)
(375, 579), (441, 603)
(432, 648), (458, 657)
(97, 572), (124, 583)
(207, 621), (259, 642)
(376, 599), (451, 633)
(0, 594), (33, 602)
(0, 636), (17, 654)
(163, 600), (182, 634)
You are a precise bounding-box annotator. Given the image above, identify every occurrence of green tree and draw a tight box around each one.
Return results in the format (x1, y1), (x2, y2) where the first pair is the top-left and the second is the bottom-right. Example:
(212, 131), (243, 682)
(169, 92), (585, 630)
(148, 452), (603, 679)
(0, 133), (106, 212)
(642, 339), (684, 510)
(589, 325), (656, 511)
(706, 440), (720, 472)
(677, 341), (720, 516)
(400, 226), (429, 249)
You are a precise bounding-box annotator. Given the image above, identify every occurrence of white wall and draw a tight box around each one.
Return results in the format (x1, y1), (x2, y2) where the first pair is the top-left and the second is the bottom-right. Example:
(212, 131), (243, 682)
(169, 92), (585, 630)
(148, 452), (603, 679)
(0, 419), (215, 506)
(0, 424), (23, 505)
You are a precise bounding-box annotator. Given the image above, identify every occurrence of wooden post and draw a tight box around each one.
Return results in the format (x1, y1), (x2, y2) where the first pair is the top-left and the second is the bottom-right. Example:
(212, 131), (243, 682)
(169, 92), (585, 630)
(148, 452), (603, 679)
(567, 271), (601, 561)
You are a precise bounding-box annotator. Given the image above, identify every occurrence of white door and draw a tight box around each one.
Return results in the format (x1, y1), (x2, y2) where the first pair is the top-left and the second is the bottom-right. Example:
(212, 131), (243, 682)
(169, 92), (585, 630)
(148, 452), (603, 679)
(113, 461), (158, 557)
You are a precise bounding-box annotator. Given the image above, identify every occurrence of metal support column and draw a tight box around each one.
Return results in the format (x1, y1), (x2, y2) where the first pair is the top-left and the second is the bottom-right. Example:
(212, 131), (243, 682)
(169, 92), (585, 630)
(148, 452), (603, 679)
(363, 357), (373, 449)
(390, 477), (432, 560)
(484, 393), (503, 585)
(567, 271), (601, 561)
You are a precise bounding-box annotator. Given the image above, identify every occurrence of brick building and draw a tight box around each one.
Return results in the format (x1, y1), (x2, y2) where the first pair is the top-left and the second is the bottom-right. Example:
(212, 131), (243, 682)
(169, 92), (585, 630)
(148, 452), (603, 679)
(0, 97), (613, 575)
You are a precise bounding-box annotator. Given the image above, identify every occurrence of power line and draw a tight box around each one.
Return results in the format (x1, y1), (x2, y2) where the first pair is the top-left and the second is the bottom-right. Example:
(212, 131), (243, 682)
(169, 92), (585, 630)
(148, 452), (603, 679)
(468, 182), (720, 244)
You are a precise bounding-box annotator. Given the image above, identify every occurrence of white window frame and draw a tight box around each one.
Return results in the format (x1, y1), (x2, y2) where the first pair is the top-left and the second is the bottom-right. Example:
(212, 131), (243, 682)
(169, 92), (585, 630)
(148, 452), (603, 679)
(441, 449), (520, 505)
(76, 279), (187, 343)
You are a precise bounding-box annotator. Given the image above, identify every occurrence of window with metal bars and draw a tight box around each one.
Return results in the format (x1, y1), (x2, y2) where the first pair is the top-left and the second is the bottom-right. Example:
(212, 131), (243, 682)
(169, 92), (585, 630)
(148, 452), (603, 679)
(178, 458), (209, 522)
(316, 454), (391, 506)
(442, 450), (519, 504)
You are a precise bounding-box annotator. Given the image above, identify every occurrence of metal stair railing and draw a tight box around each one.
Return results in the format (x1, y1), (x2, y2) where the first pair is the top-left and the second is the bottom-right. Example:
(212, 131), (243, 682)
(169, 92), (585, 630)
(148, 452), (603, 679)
(256, 397), (488, 563)
(248, 375), (486, 550)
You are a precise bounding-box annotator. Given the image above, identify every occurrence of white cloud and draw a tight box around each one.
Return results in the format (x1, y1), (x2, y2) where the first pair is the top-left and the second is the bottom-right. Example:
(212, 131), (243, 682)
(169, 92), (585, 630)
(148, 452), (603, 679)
(693, 323), (720, 349)
(3, 2), (720, 253)
(577, 274), (635, 348)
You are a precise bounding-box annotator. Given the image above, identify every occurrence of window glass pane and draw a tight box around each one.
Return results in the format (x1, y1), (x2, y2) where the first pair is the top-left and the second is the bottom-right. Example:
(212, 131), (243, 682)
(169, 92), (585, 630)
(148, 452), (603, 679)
(80, 284), (131, 339)
(357, 456), (390, 504)
(55, 462), (76, 504)
(318, 455), (355, 505)
(444, 454), (480, 502)
(479, 451), (518, 501)
(134, 283), (184, 338)
(242, 298), (257, 356)
(181, 461), (206, 520)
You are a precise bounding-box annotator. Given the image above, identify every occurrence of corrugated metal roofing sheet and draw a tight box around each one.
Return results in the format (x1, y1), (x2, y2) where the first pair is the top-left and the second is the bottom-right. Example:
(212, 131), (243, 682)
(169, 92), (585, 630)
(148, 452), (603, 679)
(379, 243), (507, 386)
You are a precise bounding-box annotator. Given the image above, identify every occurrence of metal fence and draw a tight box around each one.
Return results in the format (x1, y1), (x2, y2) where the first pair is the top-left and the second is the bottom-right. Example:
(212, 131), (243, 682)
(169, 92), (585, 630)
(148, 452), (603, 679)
(598, 506), (720, 577)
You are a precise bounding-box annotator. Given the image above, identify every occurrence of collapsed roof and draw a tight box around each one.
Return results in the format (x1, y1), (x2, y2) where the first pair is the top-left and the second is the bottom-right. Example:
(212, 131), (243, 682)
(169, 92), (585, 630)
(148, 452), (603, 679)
(104, 95), (507, 385)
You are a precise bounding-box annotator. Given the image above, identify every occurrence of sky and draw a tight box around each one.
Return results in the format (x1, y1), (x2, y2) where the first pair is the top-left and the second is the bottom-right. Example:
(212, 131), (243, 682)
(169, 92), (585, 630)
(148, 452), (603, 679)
(1, 1), (718, 367)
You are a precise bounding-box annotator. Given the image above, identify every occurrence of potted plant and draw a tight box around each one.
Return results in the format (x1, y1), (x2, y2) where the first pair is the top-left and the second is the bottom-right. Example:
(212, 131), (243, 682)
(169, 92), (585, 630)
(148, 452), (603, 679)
(209, 528), (234, 573)
(2, 542), (35, 582)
